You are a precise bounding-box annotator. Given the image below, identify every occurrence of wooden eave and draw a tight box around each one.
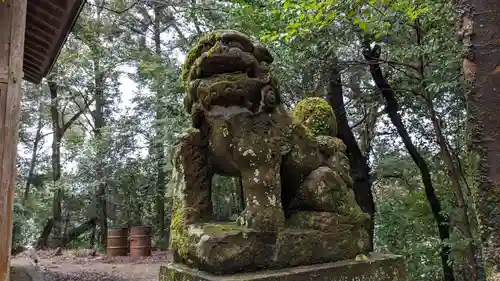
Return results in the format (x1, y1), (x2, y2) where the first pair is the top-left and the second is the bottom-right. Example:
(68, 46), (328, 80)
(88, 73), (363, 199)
(23, 0), (86, 84)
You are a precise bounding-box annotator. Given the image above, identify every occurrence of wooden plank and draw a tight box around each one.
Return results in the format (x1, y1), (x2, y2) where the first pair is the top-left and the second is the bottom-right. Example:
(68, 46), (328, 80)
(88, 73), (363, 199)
(24, 44), (48, 58)
(0, 1), (27, 281)
(23, 72), (39, 84)
(25, 23), (56, 45)
(25, 29), (51, 49)
(41, 0), (82, 78)
(23, 52), (44, 66)
(33, 0), (64, 17)
(27, 2), (63, 27)
(0, 5), (9, 79)
(22, 63), (41, 76)
(45, 0), (66, 14)
(0, 83), (10, 281)
(23, 60), (40, 73)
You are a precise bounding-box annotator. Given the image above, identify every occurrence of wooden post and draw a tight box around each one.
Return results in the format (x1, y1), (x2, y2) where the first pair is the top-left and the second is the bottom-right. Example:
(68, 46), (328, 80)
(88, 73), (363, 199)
(0, 1), (27, 281)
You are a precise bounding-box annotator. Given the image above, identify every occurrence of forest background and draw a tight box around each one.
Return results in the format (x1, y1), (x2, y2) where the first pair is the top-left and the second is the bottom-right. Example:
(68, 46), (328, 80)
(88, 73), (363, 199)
(12, 1), (492, 281)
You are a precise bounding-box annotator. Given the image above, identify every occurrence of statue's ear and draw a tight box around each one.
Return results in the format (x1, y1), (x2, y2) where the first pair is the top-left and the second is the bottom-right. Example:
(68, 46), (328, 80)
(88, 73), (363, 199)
(253, 44), (274, 64)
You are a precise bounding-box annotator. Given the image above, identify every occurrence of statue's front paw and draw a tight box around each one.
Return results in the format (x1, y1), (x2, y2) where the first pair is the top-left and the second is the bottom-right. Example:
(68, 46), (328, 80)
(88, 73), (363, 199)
(237, 207), (284, 231)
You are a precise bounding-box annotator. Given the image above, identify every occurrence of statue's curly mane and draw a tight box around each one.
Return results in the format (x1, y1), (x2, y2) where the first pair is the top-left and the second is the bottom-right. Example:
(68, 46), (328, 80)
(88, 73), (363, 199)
(180, 30), (280, 122)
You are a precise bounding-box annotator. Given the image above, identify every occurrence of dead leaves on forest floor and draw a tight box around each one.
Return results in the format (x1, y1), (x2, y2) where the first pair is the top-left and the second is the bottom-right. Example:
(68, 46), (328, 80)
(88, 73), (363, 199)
(13, 249), (172, 281)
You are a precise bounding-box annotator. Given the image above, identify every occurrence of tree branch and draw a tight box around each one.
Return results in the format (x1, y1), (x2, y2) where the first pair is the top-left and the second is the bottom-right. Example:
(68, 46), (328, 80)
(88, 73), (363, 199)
(362, 40), (455, 281)
(350, 112), (369, 130)
(74, 93), (97, 132)
(63, 96), (96, 133)
(87, 0), (139, 14)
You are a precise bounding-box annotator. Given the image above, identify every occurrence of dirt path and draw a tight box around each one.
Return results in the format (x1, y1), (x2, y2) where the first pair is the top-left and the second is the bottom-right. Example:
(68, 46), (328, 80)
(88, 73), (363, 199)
(13, 249), (172, 281)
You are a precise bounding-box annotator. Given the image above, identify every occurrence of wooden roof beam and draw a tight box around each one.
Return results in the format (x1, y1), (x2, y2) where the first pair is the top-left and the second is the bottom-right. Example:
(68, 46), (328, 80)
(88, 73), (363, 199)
(23, 0), (85, 84)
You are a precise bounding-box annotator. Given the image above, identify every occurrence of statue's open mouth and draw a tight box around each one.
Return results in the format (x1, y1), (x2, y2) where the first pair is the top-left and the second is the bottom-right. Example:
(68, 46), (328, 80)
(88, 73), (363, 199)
(190, 45), (265, 83)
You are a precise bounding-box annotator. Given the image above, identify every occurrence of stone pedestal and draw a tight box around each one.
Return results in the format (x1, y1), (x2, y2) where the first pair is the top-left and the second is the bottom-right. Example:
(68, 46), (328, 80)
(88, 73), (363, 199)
(159, 253), (407, 281)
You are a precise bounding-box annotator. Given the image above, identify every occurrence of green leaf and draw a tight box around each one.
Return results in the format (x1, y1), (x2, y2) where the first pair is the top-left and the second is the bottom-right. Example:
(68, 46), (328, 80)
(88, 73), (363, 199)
(359, 21), (367, 31)
(314, 10), (324, 21)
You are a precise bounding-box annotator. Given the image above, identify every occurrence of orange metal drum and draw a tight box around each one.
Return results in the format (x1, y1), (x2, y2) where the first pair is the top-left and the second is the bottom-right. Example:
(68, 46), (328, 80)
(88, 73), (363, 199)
(129, 226), (152, 257)
(107, 227), (128, 256)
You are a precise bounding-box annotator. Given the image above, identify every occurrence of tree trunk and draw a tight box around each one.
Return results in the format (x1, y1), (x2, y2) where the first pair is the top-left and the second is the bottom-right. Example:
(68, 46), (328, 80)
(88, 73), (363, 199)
(413, 19), (481, 281)
(153, 4), (167, 248)
(37, 78), (93, 248)
(23, 101), (44, 203)
(36, 81), (65, 249)
(35, 219), (54, 249)
(427, 98), (481, 281)
(49, 81), (64, 246)
(93, 65), (108, 247)
(362, 43), (455, 281)
(238, 177), (245, 212)
(458, 0), (500, 273)
(325, 56), (375, 251)
(60, 218), (97, 248)
(89, 225), (96, 248)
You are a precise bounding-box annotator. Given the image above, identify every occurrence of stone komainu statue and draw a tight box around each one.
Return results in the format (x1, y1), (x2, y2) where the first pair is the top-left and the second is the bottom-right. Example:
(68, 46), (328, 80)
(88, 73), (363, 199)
(168, 30), (371, 275)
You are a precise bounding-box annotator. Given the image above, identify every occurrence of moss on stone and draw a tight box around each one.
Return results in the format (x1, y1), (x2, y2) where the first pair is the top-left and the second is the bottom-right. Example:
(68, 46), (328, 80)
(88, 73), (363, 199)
(181, 31), (222, 89)
(292, 97), (337, 137)
(170, 202), (189, 257)
(288, 120), (313, 139)
(202, 222), (248, 236)
(209, 72), (249, 83)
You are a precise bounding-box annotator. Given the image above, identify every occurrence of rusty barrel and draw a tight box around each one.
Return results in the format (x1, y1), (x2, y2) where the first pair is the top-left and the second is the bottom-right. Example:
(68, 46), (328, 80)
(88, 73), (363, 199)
(107, 227), (128, 256)
(130, 226), (152, 257)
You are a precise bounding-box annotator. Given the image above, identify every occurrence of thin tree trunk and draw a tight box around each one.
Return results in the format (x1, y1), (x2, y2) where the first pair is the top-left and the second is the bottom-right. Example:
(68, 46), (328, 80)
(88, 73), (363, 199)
(359, 107), (379, 156)
(362, 43), (455, 281)
(93, 66), (108, 247)
(89, 225), (96, 248)
(427, 98), (480, 280)
(50, 81), (64, 246)
(23, 101), (44, 203)
(325, 56), (375, 251)
(238, 177), (245, 212)
(37, 79), (94, 248)
(413, 19), (480, 281)
(458, 0), (500, 273)
(36, 219), (54, 249)
(153, 4), (167, 248)
(36, 81), (65, 248)
(60, 218), (97, 248)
